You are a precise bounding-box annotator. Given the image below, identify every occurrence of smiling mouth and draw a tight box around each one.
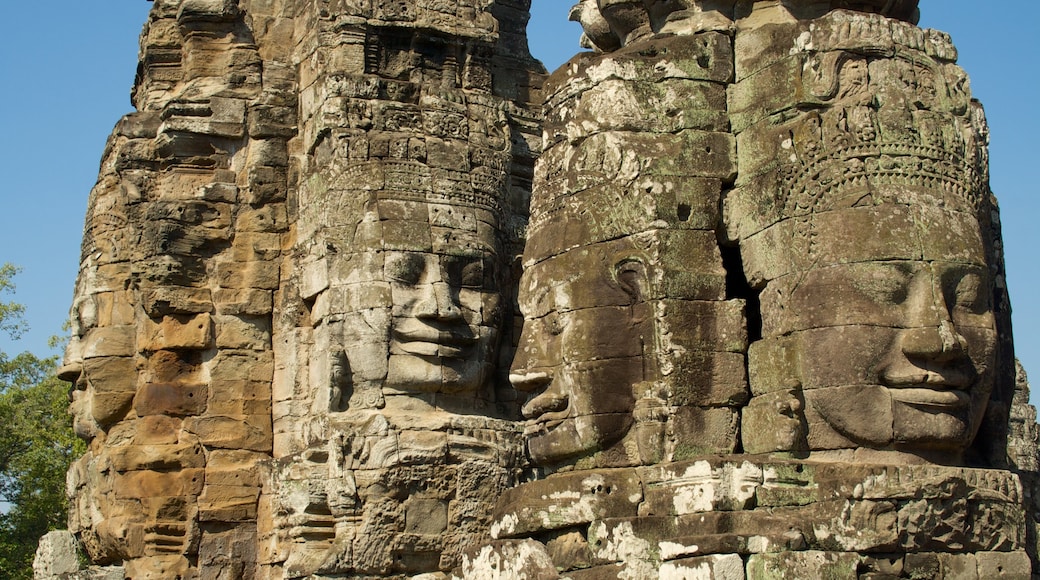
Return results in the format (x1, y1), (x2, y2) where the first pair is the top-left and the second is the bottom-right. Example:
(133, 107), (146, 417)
(523, 411), (571, 437)
(520, 388), (570, 436)
(392, 325), (477, 358)
(888, 387), (970, 409)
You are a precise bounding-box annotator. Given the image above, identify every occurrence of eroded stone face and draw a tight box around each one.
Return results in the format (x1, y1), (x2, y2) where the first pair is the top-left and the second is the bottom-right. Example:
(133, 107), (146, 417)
(754, 221), (997, 458)
(511, 244), (649, 466)
(313, 199), (504, 409)
(511, 19), (746, 471)
(729, 8), (1004, 464)
(259, 1), (544, 576)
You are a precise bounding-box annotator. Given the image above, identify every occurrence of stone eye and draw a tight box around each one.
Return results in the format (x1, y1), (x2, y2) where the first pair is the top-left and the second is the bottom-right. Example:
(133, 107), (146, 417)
(386, 253), (424, 285)
(856, 266), (910, 305)
(954, 272), (985, 312)
(547, 312), (566, 336)
(446, 256), (486, 289)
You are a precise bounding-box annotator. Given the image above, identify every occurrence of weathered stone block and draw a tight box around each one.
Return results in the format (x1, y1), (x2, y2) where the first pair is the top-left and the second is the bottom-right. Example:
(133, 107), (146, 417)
(115, 469), (205, 499)
(108, 442), (206, 471)
(458, 540), (559, 580)
(82, 326), (136, 358)
(141, 287), (214, 316)
(660, 554), (745, 580)
(82, 356), (137, 394)
(492, 470), (643, 538)
(140, 313), (214, 351)
(214, 314), (272, 350)
(135, 382), (208, 417)
(184, 415), (272, 452)
(975, 551), (1031, 578)
(670, 407), (741, 459)
(742, 391), (806, 455)
(199, 485), (261, 522)
(133, 415), (183, 445)
(746, 551), (860, 580)
(213, 288), (273, 316)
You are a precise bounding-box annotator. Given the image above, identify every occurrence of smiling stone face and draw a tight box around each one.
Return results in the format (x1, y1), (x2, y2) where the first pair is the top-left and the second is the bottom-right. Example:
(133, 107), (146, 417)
(747, 209), (997, 460)
(371, 219), (501, 396)
(728, 10), (1004, 464)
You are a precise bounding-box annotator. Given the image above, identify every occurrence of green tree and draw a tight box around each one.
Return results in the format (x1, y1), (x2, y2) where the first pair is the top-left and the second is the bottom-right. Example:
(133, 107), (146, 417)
(0, 265), (84, 579)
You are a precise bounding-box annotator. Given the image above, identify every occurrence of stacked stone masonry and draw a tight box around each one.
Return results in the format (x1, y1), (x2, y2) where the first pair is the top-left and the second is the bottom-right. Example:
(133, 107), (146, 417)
(39, 1), (1040, 579)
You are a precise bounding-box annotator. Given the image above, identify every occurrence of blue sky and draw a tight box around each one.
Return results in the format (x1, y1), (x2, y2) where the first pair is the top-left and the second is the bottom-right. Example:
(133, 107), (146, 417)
(1, 1), (1037, 397)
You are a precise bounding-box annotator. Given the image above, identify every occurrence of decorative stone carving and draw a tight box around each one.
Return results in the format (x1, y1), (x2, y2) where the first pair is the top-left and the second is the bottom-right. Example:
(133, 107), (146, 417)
(510, 15), (745, 471)
(50, 1), (1040, 579)
(257, 1), (544, 578)
(725, 8), (1009, 466)
(475, 459), (1030, 578)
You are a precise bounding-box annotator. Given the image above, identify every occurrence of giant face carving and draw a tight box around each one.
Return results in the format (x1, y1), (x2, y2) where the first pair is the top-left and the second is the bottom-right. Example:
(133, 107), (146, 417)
(509, 243), (651, 466)
(747, 194), (998, 462)
(379, 230), (501, 395)
(323, 194), (504, 410)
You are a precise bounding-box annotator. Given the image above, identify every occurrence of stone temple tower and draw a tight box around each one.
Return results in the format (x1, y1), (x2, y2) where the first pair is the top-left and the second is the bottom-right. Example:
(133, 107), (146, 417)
(43, 1), (1040, 579)
(56, 1), (542, 578)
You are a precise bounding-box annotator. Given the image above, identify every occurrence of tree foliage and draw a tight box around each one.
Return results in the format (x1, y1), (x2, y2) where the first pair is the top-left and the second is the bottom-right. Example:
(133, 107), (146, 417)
(0, 264), (84, 579)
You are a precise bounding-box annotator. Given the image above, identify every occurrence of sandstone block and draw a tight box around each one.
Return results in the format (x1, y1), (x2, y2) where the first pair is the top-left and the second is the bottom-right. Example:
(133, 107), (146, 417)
(214, 314), (272, 350)
(82, 356), (137, 394)
(746, 551), (860, 580)
(108, 442), (206, 471)
(975, 551), (1031, 578)
(492, 470), (643, 538)
(141, 287), (214, 317)
(214, 288), (273, 316)
(198, 524), (259, 579)
(140, 313), (214, 351)
(135, 382), (208, 417)
(82, 326), (136, 358)
(115, 469), (205, 499)
(133, 415), (183, 445)
(184, 415), (272, 452)
(660, 554), (745, 580)
(198, 485), (260, 522)
(458, 540), (559, 580)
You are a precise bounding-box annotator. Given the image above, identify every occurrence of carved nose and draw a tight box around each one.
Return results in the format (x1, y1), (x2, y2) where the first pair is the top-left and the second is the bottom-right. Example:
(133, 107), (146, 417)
(58, 362), (84, 383)
(510, 370), (552, 393)
(415, 282), (462, 321)
(900, 269), (968, 362)
(900, 321), (969, 362)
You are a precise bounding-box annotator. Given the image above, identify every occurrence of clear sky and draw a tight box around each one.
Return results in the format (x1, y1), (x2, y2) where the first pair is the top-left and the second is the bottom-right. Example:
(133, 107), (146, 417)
(1, 1), (1037, 398)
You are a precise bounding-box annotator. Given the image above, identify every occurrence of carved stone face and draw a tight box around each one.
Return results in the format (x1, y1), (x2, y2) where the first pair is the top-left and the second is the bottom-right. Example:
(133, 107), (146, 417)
(753, 202), (997, 459)
(60, 291), (137, 441)
(338, 205), (503, 399)
(383, 247), (500, 393)
(510, 247), (649, 466)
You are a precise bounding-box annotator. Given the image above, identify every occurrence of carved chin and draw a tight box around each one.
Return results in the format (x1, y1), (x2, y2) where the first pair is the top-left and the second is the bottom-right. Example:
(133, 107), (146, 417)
(526, 414), (634, 465)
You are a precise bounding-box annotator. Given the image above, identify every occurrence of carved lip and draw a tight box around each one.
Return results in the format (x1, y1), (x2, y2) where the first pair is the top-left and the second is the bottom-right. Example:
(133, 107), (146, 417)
(392, 323), (477, 357)
(882, 366), (973, 390)
(521, 389), (570, 436)
(889, 387), (970, 408)
(523, 412), (569, 437)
